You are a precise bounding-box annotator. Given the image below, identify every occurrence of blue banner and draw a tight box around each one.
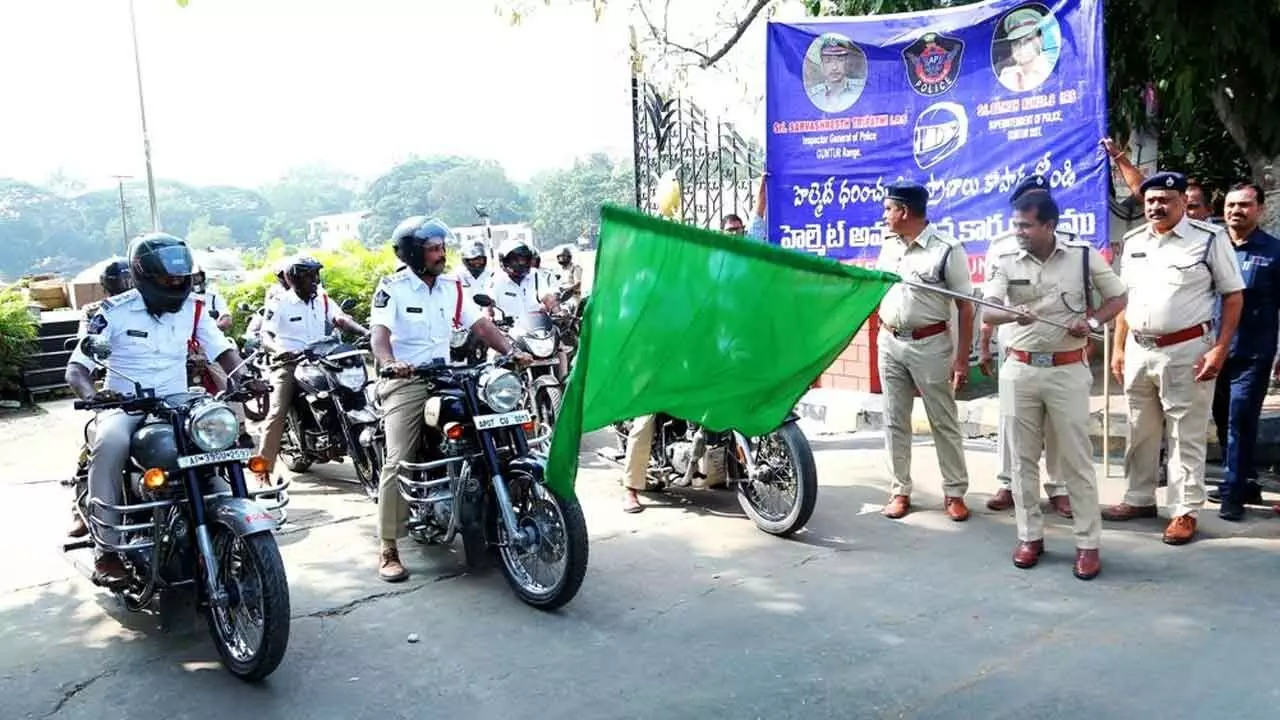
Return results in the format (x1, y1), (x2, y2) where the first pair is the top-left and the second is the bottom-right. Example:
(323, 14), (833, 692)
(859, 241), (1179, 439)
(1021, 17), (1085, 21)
(765, 0), (1107, 277)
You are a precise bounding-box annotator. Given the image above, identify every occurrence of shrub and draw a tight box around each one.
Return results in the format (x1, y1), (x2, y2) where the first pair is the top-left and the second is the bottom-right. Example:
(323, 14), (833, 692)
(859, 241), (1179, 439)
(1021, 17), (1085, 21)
(0, 290), (38, 394)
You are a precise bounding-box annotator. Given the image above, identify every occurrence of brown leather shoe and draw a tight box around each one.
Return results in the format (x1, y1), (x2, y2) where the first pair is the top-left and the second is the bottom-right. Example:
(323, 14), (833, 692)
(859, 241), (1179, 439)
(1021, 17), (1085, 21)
(986, 489), (1014, 511)
(1073, 548), (1101, 580)
(1050, 495), (1074, 519)
(882, 495), (910, 519)
(67, 512), (88, 538)
(1100, 503), (1158, 521)
(93, 553), (130, 586)
(1012, 540), (1044, 569)
(944, 496), (970, 522)
(1162, 515), (1197, 545)
(379, 547), (409, 582)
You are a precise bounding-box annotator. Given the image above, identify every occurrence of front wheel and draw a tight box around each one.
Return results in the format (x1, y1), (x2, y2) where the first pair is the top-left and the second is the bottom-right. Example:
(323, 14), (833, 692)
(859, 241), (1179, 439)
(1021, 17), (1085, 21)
(735, 422), (818, 537)
(204, 528), (291, 681)
(352, 437), (382, 501)
(280, 413), (312, 474)
(497, 478), (588, 611)
(534, 385), (563, 436)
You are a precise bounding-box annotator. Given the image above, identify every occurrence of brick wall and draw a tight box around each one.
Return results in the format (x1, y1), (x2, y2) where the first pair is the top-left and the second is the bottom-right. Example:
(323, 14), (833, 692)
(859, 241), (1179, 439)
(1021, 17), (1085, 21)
(816, 313), (880, 393)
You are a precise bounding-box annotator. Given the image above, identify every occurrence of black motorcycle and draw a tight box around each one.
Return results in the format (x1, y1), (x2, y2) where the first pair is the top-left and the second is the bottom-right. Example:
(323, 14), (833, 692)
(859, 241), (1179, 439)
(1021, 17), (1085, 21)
(376, 355), (588, 610)
(65, 335), (291, 681)
(481, 288), (576, 433)
(273, 332), (380, 499)
(609, 414), (819, 537)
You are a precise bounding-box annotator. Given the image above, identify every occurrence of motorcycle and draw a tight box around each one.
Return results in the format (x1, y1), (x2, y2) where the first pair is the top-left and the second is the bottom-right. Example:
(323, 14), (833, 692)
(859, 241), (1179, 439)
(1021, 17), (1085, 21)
(64, 334), (292, 681)
(375, 355), (588, 610)
(272, 330), (380, 499)
(608, 414), (819, 537)
(479, 287), (576, 434)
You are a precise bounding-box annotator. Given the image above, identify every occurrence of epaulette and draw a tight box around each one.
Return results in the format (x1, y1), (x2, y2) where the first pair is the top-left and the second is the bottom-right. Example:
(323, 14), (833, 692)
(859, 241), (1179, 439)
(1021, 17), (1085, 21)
(1187, 218), (1224, 235)
(99, 288), (140, 312)
(1122, 224), (1148, 241)
(1057, 230), (1089, 247)
(381, 268), (414, 286)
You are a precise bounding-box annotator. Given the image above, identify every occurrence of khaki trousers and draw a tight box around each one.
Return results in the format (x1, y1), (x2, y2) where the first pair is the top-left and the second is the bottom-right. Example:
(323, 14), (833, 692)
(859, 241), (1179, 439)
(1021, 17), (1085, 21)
(995, 409), (1066, 497)
(622, 415), (656, 490)
(376, 378), (431, 541)
(877, 329), (969, 498)
(254, 363), (297, 474)
(999, 357), (1101, 548)
(1122, 334), (1215, 517)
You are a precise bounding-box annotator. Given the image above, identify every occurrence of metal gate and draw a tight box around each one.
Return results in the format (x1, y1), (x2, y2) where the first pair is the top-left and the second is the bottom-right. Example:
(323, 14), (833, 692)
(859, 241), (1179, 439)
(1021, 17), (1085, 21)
(631, 74), (764, 229)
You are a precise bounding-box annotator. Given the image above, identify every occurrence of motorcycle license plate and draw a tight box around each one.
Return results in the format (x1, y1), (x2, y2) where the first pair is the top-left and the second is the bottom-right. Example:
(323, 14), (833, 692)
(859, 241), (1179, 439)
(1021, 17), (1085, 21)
(473, 410), (533, 431)
(177, 447), (254, 469)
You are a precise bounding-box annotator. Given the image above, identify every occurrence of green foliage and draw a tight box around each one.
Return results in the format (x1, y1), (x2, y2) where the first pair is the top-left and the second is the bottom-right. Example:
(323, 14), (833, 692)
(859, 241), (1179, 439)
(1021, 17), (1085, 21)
(359, 156), (472, 242)
(529, 153), (633, 246)
(0, 290), (37, 394)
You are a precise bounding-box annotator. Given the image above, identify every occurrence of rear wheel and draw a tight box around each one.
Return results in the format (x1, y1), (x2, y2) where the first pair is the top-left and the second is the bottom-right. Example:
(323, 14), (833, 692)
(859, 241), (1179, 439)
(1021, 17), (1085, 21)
(352, 440), (382, 501)
(280, 413), (312, 474)
(204, 528), (291, 681)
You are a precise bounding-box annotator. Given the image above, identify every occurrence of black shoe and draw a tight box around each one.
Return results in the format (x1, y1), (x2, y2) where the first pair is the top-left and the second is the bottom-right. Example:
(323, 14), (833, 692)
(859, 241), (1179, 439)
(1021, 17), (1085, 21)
(1219, 501), (1246, 522)
(1209, 483), (1263, 505)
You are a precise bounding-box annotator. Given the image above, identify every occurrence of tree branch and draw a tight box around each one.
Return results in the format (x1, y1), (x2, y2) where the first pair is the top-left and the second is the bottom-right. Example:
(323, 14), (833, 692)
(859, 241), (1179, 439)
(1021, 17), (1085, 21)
(637, 0), (775, 69)
(1210, 85), (1268, 183)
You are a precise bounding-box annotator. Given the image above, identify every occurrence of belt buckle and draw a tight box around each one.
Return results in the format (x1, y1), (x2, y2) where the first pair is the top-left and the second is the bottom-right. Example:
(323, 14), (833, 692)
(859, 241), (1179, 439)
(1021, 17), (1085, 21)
(891, 327), (915, 341)
(1027, 352), (1054, 368)
(1132, 333), (1157, 349)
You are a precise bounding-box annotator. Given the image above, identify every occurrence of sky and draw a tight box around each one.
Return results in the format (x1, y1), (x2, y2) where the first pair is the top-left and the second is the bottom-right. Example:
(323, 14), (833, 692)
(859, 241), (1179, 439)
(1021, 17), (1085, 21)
(0, 0), (655, 191)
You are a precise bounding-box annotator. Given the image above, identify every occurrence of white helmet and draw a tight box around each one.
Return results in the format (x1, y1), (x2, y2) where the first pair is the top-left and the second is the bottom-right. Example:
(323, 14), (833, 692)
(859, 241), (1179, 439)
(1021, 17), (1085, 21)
(461, 239), (487, 260)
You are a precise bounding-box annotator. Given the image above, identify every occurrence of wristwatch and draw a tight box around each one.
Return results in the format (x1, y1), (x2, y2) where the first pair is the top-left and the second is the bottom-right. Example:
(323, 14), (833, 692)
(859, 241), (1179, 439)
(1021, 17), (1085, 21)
(1086, 317), (1102, 332)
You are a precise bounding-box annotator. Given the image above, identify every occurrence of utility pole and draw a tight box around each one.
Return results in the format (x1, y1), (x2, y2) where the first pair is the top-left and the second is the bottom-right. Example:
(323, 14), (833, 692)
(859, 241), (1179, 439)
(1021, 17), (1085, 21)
(127, 0), (160, 231)
(111, 175), (133, 254)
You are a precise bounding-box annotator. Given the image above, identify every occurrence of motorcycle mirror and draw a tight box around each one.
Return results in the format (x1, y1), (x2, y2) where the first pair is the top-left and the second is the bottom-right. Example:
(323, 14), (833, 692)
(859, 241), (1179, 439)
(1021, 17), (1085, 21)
(473, 294), (494, 308)
(340, 298), (357, 312)
(238, 302), (253, 313)
(79, 334), (112, 361)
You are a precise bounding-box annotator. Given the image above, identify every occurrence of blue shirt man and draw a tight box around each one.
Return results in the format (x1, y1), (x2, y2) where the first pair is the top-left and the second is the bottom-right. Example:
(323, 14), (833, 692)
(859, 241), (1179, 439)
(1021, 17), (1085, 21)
(1211, 182), (1280, 519)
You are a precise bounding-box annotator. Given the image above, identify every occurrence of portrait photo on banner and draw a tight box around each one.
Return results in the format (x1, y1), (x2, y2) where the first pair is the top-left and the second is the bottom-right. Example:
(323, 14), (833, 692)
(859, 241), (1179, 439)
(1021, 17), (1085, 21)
(990, 2), (1063, 93)
(803, 32), (869, 114)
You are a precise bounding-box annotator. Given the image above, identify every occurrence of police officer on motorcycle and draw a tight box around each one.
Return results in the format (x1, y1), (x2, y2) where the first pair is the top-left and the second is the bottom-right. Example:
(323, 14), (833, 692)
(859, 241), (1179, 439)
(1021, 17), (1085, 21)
(254, 255), (368, 485)
(456, 239), (493, 297)
(555, 247), (583, 300)
(191, 263), (233, 332)
(488, 238), (560, 321)
(64, 233), (259, 584)
(370, 216), (524, 582)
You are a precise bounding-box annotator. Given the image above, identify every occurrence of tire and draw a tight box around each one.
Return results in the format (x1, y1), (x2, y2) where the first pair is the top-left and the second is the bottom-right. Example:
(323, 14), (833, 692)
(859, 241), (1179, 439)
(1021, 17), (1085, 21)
(535, 385), (563, 434)
(736, 422), (818, 537)
(352, 441), (382, 501)
(497, 482), (588, 611)
(204, 529), (291, 681)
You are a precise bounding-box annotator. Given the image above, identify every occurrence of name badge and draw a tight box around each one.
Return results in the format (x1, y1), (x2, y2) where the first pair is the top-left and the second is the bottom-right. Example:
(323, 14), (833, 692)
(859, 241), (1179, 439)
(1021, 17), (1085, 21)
(288, 316), (303, 322)
(1130, 252), (1147, 258)
(126, 329), (148, 338)
(406, 307), (423, 314)
(504, 291), (518, 297)
(1008, 279), (1031, 286)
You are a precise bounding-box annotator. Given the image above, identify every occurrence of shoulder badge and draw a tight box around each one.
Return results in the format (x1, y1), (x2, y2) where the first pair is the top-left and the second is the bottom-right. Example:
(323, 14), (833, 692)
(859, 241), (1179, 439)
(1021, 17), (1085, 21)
(86, 312), (109, 335)
(373, 288), (390, 309)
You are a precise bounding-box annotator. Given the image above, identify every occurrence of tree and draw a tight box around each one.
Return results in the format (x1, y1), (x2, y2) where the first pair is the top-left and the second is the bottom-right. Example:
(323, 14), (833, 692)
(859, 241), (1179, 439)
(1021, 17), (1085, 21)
(259, 164), (358, 243)
(529, 153), (633, 246)
(359, 156), (470, 242)
(427, 159), (530, 228)
(185, 214), (235, 250)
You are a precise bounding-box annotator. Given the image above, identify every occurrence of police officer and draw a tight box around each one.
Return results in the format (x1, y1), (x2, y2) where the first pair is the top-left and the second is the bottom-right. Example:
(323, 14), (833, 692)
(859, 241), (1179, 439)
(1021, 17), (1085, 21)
(875, 181), (974, 520)
(1207, 182), (1280, 520)
(983, 191), (1128, 579)
(254, 255), (368, 485)
(555, 246), (584, 299)
(981, 176), (1071, 516)
(245, 257), (295, 340)
(369, 216), (523, 582)
(808, 34), (864, 113)
(456, 239), (493, 300)
(64, 233), (256, 584)
(488, 238), (560, 322)
(1103, 172), (1245, 544)
(191, 264), (232, 332)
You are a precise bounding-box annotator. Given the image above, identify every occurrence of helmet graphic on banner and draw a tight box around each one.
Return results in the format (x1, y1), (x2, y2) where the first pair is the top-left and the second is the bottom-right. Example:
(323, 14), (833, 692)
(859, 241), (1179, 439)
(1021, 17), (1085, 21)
(912, 101), (969, 170)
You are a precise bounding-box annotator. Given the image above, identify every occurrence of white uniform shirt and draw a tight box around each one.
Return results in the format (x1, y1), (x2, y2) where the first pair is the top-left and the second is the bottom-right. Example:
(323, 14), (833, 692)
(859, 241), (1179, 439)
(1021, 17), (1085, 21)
(69, 289), (233, 397)
(487, 270), (554, 323)
(261, 289), (345, 353)
(454, 267), (494, 301)
(370, 269), (482, 366)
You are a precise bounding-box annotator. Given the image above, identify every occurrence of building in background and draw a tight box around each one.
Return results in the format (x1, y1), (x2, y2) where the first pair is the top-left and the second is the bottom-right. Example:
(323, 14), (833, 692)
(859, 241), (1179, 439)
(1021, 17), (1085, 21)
(451, 222), (535, 257)
(307, 211), (372, 250)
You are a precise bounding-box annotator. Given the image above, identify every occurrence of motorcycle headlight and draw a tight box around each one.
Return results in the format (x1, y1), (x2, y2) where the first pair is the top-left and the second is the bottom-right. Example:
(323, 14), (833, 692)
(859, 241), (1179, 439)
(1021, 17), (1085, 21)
(525, 335), (556, 358)
(479, 368), (523, 413)
(450, 328), (469, 348)
(336, 366), (368, 391)
(187, 402), (240, 452)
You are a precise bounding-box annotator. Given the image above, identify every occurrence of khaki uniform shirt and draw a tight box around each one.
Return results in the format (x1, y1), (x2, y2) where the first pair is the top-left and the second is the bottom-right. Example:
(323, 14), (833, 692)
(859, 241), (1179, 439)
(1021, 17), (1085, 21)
(876, 223), (973, 329)
(984, 234), (1127, 352)
(1119, 216), (1245, 335)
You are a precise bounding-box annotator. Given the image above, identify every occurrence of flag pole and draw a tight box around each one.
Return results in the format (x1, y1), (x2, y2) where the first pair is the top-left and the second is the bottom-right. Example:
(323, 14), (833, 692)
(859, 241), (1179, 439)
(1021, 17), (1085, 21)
(1103, 323), (1111, 477)
(896, 278), (1105, 341)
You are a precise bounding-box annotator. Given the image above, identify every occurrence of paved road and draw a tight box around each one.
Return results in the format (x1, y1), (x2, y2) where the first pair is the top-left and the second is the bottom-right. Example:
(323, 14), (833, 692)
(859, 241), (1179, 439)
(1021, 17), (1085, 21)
(2, 401), (1278, 720)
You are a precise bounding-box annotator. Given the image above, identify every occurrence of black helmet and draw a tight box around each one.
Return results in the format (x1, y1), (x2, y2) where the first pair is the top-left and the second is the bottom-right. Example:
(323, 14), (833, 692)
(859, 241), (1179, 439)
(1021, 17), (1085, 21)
(557, 247), (572, 262)
(391, 216), (451, 276)
(498, 238), (535, 282)
(128, 232), (195, 315)
(285, 255), (324, 300)
(99, 257), (133, 296)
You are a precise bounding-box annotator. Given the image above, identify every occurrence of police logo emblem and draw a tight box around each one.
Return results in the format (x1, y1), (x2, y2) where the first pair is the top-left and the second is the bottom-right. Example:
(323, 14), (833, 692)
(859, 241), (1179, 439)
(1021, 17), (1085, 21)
(902, 32), (964, 97)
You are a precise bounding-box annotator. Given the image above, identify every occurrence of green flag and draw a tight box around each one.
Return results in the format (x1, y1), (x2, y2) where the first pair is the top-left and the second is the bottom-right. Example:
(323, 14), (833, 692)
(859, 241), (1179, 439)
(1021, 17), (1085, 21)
(543, 205), (900, 499)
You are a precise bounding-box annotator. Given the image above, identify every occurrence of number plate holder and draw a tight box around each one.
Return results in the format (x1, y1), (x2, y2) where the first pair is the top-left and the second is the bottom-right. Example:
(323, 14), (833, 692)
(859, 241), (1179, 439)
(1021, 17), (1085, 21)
(177, 447), (254, 469)
(473, 410), (533, 431)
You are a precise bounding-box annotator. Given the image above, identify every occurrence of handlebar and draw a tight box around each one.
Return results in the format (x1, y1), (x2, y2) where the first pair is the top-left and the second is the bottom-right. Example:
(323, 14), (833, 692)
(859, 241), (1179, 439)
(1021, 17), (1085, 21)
(377, 355), (517, 380)
(73, 394), (159, 413)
